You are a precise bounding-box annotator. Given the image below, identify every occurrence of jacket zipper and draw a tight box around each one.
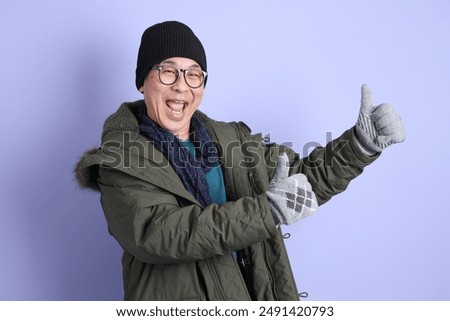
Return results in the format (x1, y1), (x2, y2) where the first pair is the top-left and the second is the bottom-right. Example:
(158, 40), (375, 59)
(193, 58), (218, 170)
(233, 254), (253, 300)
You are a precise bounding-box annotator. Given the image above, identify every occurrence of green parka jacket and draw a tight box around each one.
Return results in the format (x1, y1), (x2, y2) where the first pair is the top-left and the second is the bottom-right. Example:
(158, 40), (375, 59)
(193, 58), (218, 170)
(75, 100), (378, 300)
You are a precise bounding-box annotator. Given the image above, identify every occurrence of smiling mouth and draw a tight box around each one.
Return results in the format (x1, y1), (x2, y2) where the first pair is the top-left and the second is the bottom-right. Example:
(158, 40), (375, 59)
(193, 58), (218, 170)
(166, 100), (187, 116)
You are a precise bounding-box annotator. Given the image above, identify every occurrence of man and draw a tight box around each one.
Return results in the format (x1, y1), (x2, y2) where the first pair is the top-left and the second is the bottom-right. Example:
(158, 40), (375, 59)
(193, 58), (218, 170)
(75, 21), (405, 300)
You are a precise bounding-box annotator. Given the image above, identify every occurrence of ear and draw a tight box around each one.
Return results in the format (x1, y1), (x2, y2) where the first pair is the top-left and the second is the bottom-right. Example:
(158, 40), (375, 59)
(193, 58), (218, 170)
(139, 86), (144, 93)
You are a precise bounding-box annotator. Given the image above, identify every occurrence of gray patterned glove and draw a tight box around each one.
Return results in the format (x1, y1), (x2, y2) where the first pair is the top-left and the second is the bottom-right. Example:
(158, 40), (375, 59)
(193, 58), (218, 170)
(355, 84), (406, 154)
(266, 153), (318, 225)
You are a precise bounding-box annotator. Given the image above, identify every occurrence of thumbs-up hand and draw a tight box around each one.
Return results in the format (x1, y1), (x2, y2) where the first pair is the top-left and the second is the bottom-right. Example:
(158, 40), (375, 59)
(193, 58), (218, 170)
(355, 84), (406, 154)
(266, 153), (318, 225)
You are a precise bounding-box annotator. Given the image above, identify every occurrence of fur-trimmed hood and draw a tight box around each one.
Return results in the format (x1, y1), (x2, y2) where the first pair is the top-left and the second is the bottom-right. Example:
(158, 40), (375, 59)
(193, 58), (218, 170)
(74, 147), (102, 191)
(73, 100), (144, 192)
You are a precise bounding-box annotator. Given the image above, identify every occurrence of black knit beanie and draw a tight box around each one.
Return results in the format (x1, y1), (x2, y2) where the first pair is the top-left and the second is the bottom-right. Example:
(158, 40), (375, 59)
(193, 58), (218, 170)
(135, 21), (207, 90)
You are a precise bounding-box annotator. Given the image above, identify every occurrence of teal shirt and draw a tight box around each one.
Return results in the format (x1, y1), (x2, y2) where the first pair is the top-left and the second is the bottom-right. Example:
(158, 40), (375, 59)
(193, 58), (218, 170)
(180, 139), (236, 259)
(179, 139), (227, 205)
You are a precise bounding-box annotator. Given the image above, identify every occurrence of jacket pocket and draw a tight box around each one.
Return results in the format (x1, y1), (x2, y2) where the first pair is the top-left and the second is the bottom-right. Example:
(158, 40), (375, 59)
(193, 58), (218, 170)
(123, 258), (208, 300)
(197, 259), (227, 300)
(197, 256), (252, 301)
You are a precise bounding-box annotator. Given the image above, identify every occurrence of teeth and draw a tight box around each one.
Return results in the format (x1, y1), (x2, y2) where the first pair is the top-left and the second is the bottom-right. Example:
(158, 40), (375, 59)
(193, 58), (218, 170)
(167, 100), (185, 106)
(167, 100), (186, 115)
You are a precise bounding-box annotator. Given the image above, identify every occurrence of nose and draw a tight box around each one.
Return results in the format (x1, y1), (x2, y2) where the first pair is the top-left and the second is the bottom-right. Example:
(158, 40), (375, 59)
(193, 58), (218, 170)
(171, 72), (189, 92)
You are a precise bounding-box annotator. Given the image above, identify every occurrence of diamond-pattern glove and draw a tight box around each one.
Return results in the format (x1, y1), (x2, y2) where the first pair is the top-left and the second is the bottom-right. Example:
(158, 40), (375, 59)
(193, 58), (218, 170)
(355, 84), (406, 154)
(266, 153), (318, 225)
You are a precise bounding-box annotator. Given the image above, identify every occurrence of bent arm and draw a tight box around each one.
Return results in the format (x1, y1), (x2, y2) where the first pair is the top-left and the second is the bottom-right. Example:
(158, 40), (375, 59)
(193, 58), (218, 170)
(98, 166), (277, 265)
(267, 127), (379, 205)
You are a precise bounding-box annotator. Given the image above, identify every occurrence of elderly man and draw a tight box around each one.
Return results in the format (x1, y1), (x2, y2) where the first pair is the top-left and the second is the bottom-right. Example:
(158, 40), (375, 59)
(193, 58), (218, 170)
(75, 21), (405, 300)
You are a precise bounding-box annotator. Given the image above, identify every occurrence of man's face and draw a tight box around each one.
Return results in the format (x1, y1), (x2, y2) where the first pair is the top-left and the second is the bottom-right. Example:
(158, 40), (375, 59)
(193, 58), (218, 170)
(139, 57), (205, 140)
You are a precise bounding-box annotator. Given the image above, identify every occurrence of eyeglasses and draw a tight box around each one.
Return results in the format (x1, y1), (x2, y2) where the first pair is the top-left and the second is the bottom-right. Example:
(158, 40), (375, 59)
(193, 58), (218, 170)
(151, 65), (207, 89)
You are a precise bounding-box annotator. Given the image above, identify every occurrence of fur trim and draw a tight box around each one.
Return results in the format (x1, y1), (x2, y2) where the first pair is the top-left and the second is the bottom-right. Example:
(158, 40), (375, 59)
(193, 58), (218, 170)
(74, 147), (101, 191)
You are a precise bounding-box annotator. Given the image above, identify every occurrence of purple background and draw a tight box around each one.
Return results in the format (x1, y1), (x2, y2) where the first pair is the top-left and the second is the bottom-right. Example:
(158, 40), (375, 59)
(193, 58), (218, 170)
(1, 0), (449, 300)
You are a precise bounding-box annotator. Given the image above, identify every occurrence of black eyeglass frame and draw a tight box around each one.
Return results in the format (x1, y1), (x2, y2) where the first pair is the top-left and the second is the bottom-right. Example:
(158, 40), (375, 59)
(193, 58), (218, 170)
(151, 65), (208, 89)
